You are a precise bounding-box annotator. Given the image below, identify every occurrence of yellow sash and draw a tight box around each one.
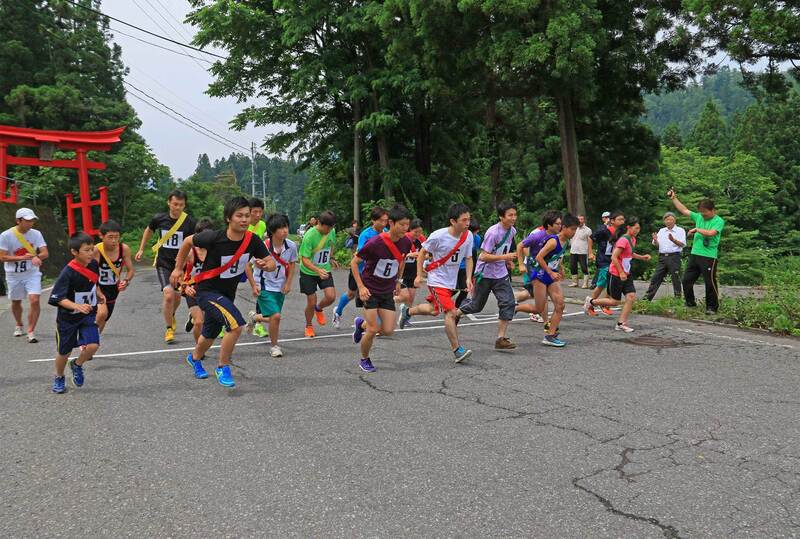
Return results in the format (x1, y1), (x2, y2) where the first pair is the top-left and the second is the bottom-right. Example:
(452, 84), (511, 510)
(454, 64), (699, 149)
(312, 230), (332, 253)
(96, 243), (122, 280)
(151, 212), (187, 266)
(10, 227), (36, 255)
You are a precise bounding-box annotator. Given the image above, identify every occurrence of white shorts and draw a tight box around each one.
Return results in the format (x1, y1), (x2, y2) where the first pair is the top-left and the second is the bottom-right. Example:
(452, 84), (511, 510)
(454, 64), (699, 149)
(6, 275), (42, 300)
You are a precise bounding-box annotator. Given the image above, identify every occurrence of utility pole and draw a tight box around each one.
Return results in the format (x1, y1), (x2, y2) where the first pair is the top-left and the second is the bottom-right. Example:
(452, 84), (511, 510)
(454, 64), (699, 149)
(261, 170), (266, 204)
(250, 141), (256, 198)
(353, 99), (361, 224)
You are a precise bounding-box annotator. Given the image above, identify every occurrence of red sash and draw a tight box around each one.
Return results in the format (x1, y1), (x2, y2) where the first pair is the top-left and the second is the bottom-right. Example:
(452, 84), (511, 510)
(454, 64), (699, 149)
(405, 233), (426, 253)
(183, 247), (200, 282)
(68, 260), (99, 283)
(189, 231), (252, 284)
(266, 239), (289, 270)
(378, 232), (405, 264)
(426, 231), (468, 272)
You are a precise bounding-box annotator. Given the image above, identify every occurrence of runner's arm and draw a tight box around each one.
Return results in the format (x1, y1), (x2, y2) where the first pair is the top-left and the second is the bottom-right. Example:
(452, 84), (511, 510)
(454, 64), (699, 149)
(282, 262), (295, 294)
(34, 246), (48, 262)
(301, 256), (327, 278)
(465, 255), (474, 292)
(245, 263), (259, 296)
(350, 254), (370, 300)
(0, 248), (33, 262)
(135, 227), (153, 260)
(516, 242), (527, 273)
(535, 239), (558, 278)
(169, 236), (194, 288)
(122, 244), (135, 282)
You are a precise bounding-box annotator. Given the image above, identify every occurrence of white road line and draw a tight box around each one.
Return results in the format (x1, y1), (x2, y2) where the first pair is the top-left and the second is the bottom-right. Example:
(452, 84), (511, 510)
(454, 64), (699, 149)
(27, 310), (593, 362)
(668, 326), (795, 349)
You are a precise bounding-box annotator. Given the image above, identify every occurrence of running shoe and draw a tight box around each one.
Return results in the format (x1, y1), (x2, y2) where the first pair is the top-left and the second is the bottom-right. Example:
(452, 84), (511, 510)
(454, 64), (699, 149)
(253, 324), (268, 338)
(27, 332), (38, 343)
(52, 376), (66, 394)
(314, 306), (327, 326)
(246, 311), (257, 334)
(184, 314), (193, 333)
(333, 312), (342, 330)
(530, 313), (544, 323)
(705, 309), (717, 316)
(270, 345), (283, 358)
(304, 325), (315, 338)
(583, 296), (598, 317)
(359, 357), (376, 373)
(494, 337), (517, 350)
(164, 327), (175, 343)
(13, 326), (23, 337)
(601, 307), (615, 316)
(353, 316), (365, 344)
(67, 357), (84, 387)
(215, 365), (235, 387)
(186, 352), (208, 379)
(453, 346), (472, 363)
(542, 334), (566, 347)
(615, 322), (634, 333)
(398, 304), (411, 329)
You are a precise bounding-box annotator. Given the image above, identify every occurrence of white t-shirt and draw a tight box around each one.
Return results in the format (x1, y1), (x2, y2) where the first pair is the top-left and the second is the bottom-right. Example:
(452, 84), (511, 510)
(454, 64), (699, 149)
(0, 227), (46, 278)
(254, 239), (298, 292)
(570, 225), (592, 255)
(654, 226), (686, 254)
(422, 228), (473, 289)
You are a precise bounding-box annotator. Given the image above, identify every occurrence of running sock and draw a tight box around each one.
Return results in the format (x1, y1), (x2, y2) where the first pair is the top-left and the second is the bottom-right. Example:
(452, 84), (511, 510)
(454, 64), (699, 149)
(314, 304), (323, 312)
(335, 294), (350, 316)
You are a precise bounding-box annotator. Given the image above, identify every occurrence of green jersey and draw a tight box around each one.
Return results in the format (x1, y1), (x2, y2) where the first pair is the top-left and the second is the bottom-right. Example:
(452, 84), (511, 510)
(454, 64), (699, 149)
(299, 226), (336, 276)
(689, 211), (725, 259)
(248, 220), (266, 240)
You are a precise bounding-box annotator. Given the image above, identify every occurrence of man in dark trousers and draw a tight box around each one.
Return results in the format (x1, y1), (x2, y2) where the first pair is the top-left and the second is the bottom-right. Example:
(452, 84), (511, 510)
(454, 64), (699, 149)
(645, 211), (686, 301)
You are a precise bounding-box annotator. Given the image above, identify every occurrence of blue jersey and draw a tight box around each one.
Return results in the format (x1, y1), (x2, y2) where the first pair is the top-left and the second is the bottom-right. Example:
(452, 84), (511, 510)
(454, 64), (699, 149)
(461, 233), (481, 269)
(49, 260), (100, 323)
(357, 226), (381, 272)
(529, 235), (564, 278)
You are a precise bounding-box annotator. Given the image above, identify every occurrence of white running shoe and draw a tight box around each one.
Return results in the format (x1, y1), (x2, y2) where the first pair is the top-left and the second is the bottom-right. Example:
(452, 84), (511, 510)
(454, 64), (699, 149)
(27, 332), (38, 343)
(332, 312), (342, 330)
(13, 326), (23, 337)
(529, 313), (544, 323)
(270, 345), (283, 358)
(615, 322), (634, 333)
(246, 311), (257, 334)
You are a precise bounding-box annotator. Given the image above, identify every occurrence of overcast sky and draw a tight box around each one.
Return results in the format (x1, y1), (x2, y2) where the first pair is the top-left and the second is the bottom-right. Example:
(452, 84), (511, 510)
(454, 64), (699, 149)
(104, 0), (277, 179)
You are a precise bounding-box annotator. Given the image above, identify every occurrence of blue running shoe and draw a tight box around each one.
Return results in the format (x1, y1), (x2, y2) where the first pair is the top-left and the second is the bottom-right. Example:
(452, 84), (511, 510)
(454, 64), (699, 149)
(453, 346), (472, 363)
(353, 316), (365, 344)
(68, 358), (84, 387)
(398, 304), (411, 329)
(52, 376), (66, 394)
(186, 352), (208, 379)
(215, 365), (235, 387)
(359, 358), (376, 373)
(542, 334), (566, 347)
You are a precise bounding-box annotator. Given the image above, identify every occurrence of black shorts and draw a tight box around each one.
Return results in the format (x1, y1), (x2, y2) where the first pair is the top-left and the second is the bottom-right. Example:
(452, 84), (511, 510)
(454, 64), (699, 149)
(356, 292), (396, 311)
(348, 270), (358, 292)
(185, 295), (198, 309)
(196, 291), (245, 339)
(608, 274), (636, 301)
(400, 275), (416, 289)
(156, 265), (175, 291)
(299, 272), (335, 295)
(99, 285), (119, 320)
(456, 268), (467, 290)
(56, 315), (99, 356)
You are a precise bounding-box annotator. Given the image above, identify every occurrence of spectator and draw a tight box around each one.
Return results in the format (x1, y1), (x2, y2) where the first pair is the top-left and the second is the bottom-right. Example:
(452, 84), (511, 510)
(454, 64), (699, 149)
(568, 215), (592, 288)
(645, 212), (686, 301)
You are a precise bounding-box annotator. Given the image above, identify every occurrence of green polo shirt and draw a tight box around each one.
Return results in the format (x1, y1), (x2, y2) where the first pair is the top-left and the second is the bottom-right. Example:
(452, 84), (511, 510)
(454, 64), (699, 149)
(689, 211), (725, 259)
(248, 220), (266, 240)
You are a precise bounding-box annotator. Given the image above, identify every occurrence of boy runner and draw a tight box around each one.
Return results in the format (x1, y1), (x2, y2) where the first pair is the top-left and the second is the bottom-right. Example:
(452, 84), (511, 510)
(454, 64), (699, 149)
(584, 217), (651, 331)
(351, 205), (413, 372)
(247, 213), (298, 358)
(333, 207), (387, 329)
(528, 214), (580, 347)
(181, 218), (215, 342)
(398, 203), (474, 363)
(135, 190), (196, 344)
(48, 232), (105, 393)
(94, 220), (135, 333)
(394, 219), (426, 324)
(298, 210), (337, 337)
(454, 219), (481, 308)
(588, 211), (626, 313)
(0, 207), (49, 342)
(457, 201), (518, 350)
(170, 197), (276, 388)
(247, 198), (268, 336)
(514, 211), (562, 328)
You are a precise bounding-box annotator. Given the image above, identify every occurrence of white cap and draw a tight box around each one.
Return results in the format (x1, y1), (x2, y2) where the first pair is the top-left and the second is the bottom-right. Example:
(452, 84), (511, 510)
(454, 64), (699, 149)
(15, 208), (38, 221)
(601, 211), (610, 218)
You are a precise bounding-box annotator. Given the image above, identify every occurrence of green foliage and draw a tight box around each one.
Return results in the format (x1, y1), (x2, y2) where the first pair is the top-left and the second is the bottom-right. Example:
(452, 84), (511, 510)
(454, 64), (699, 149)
(661, 123), (683, 148)
(687, 100), (730, 156)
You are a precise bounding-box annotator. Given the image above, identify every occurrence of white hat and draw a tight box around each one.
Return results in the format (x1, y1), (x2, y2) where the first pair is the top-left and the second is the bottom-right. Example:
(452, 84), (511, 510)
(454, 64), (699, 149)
(601, 211), (610, 218)
(15, 208), (38, 220)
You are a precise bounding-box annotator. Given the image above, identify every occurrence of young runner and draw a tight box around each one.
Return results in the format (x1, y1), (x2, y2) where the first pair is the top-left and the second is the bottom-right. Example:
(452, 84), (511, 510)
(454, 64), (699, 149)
(514, 211), (562, 329)
(454, 218), (481, 308)
(48, 232), (105, 393)
(247, 213), (298, 358)
(171, 197), (276, 388)
(94, 220), (135, 333)
(394, 219), (426, 324)
(181, 218), (215, 342)
(333, 207), (388, 329)
(528, 214), (579, 347)
(247, 197), (267, 239)
(588, 211), (626, 314)
(584, 217), (651, 331)
(135, 190), (196, 344)
(398, 203), (474, 363)
(351, 205), (413, 372)
(298, 210), (337, 337)
(457, 201), (518, 350)
(0, 208), (49, 342)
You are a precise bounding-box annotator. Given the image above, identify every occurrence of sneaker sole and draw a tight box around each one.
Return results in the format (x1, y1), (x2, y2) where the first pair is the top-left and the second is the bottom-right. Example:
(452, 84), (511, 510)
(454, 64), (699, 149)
(454, 350), (472, 363)
(359, 366), (376, 373)
(216, 377), (235, 387)
(541, 340), (566, 347)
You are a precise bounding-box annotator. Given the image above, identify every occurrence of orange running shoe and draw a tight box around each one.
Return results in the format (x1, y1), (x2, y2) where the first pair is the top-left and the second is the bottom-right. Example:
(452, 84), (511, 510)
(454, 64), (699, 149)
(583, 296), (598, 317)
(305, 325), (316, 338)
(314, 308), (327, 326)
(601, 307), (615, 316)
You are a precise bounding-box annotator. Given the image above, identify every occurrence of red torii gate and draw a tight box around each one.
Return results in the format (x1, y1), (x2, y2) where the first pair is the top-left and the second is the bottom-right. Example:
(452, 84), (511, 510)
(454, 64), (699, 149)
(0, 125), (126, 235)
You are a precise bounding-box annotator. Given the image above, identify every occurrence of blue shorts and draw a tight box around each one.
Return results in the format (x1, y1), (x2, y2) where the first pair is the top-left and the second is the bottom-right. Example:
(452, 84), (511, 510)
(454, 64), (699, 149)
(196, 291), (246, 339)
(534, 270), (558, 287)
(56, 315), (100, 356)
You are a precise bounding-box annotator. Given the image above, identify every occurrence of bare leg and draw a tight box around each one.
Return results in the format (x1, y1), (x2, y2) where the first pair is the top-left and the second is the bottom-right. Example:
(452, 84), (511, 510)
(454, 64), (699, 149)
(304, 293), (317, 326)
(497, 319), (509, 339)
(193, 335), (215, 363)
(96, 303), (109, 333)
(443, 309), (460, 350)
(11, 299), (23, 327)
(619, 292), (636, 324)
(267, 313), (281, 346)
(74, 343), (99, 366)
(190, 306), (203, 343)
(319, 287), (336, 309)
(162, 288), (174, 327)
(55, 354), (69, 377)
(217, 326), (243, 365)
(546, 284), (565, 335)
(27, 294), (40, 333)
(409, 302), (438, 317)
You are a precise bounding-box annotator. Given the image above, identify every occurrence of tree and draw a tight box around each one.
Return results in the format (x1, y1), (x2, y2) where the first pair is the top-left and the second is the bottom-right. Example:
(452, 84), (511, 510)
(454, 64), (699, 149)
(687, 100), (730, 155)
(661, 123), (684, 148)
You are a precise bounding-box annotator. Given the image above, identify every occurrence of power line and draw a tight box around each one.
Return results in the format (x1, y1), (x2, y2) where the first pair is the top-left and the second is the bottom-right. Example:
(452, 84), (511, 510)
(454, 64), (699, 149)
(64, 0), (228, 60)
(123, 80), (250, 153)
(111, 26), (213, 64)
(131, 0), (207, 71)
(146, 0), (195, 44)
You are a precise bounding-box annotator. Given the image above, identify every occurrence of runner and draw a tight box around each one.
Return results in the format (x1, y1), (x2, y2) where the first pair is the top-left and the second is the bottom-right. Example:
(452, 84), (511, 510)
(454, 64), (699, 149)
(48, 232), (105, 394)
(514, 211), (562, 329)
(457, 201), (518, 350)
(181, 218), (215, 343)
(351, 205), (413, 372)
(398, 203), (474, 363)
(247, 213), (298, 358)
(94, 220), (135, 333)
(527, 214), (579, 346)
(170, 197), (276, 388)
(248, 197), (266, 239)
(0, 207), (49, 343)
(135, 190), (196, 344)
(298, 210), (337, 337)
(394, 219), (426, 324)
(584, 217), (651, 331)
(601, 211), (611, 227)
(454, 218), (481, 308)
(588, 211), (626, 314)
(333, 207), (387, 329)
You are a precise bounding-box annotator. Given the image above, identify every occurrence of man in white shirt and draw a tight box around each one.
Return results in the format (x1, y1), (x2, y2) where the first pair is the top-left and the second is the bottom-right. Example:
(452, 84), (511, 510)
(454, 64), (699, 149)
(568, 215), (593, 288)
(0, 208), (49, 342)
(644, 211), (686, 301)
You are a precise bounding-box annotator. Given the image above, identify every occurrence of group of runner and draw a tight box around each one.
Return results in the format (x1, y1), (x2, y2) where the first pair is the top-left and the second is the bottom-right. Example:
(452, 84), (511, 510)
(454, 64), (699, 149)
(1, 186), (723, 393)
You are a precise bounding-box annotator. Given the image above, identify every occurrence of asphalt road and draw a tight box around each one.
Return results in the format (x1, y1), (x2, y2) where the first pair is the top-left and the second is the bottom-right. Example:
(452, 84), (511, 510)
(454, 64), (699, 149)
(1, 267), (799, 537)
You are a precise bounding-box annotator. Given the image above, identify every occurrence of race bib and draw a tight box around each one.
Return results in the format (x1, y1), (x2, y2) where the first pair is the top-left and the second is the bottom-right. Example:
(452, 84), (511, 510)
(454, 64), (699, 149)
(12, 260), (29, 273)
(622, 258), (632, 273)
(548, 256), (562, 270)
(73, 286), (97, 312)
(219, 254), (250, 279)
(98, 268), (117, 285)
(605, 242), (613, 256)
(314, 248), (331, 266)
(374, 258), (399, 279)
(159, 230), (184, 250)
